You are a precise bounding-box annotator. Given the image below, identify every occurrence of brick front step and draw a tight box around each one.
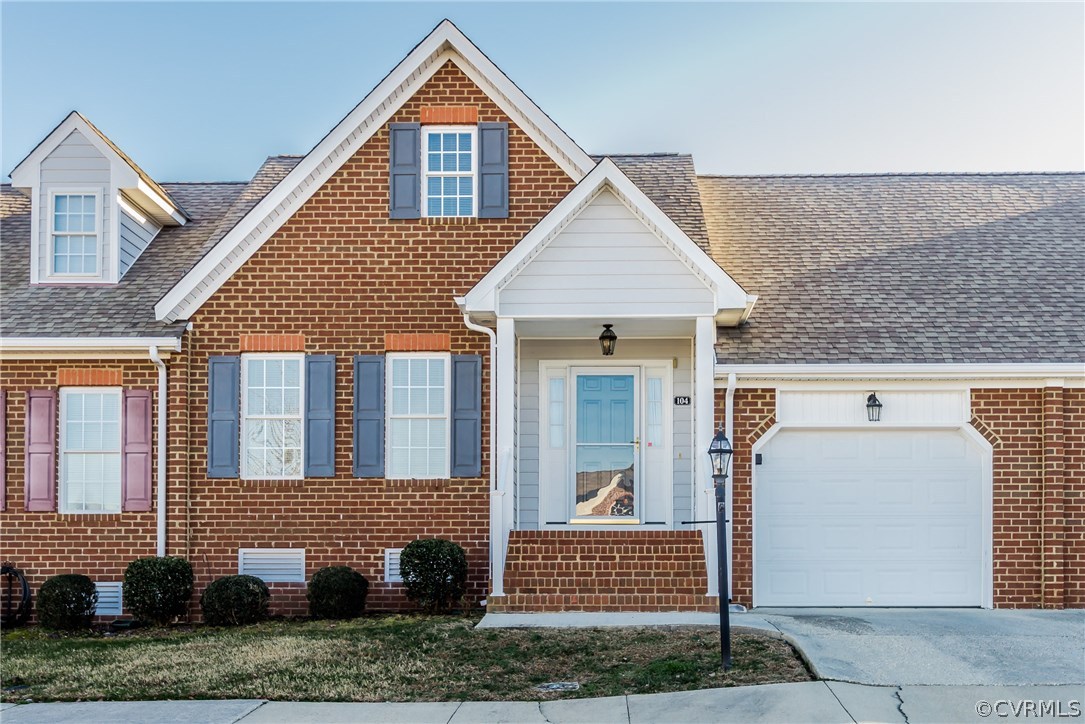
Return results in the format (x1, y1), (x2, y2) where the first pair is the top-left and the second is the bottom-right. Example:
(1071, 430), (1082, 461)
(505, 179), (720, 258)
(495, 529), (716, 612)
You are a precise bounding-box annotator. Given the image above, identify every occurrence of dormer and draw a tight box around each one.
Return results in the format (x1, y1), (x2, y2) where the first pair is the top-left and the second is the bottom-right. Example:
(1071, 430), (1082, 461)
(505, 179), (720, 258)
(8, 112), (187, 285)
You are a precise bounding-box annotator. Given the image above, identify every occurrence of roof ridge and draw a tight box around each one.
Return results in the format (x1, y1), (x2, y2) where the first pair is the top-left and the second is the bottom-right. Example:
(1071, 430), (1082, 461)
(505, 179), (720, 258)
(698, 171), (1085, 179)
(596, 152), (686, 158)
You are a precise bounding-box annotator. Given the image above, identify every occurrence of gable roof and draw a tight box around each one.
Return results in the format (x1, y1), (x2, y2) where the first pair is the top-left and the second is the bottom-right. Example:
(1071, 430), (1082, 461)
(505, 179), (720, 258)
(700, 172), (1085, 364)
(154, 19), (595, 324)
(461, 158), (752, 322)
(604, 154), (711, 252)
(0, 156), (299, 339)
(9, 111), (188, 225)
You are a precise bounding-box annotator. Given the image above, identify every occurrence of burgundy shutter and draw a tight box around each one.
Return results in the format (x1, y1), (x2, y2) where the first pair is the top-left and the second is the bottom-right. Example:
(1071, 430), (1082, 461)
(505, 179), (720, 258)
(122, 389), (153, 512)
(24, 390), (57, 512)
(0, 390), (6, 511)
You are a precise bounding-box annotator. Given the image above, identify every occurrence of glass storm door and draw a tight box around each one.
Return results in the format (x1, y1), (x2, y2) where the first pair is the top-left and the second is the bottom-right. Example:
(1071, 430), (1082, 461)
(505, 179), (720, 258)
(573, 372), (637, 520)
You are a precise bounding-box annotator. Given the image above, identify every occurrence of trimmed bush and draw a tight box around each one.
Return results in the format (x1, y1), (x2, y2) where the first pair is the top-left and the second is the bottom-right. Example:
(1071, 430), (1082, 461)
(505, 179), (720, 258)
(399, 538), (468, 613)
(37, 574), (98, 630)
(307, 566), (369, 620)
(200, 575), (270, 626)
(123, 556), (194, 626)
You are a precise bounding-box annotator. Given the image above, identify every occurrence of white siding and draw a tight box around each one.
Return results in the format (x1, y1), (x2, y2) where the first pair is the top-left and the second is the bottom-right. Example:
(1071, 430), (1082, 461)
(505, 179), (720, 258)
(517, 338), (694, 530)
(118, 204), (162, 276)
(37, 130), (112, 281)
(499, 191), (714, 317)
(777, 390), (968, 427)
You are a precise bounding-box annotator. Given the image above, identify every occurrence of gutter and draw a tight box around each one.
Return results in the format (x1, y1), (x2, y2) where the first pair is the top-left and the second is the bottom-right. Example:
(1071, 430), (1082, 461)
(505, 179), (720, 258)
(456, 301), (502, 597)
(149, 346), (168, 557)
(724, 371), (736, 601)
(713, 363), (1085, 381)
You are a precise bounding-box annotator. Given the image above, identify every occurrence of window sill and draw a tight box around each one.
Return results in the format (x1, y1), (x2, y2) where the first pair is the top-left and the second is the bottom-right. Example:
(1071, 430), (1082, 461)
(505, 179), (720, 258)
(238, 478), (305, 486)
(419, 216), (480, 225)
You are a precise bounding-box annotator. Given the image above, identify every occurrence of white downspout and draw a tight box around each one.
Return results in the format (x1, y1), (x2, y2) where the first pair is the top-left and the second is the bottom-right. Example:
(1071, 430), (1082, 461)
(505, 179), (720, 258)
(149, 346), (168, 557)
(459, 311), (502, 597)
(724, 371), (737, 601)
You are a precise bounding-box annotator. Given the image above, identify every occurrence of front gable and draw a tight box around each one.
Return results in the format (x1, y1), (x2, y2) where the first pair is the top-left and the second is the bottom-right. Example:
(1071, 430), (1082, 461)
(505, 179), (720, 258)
(155, 20), (593, 323)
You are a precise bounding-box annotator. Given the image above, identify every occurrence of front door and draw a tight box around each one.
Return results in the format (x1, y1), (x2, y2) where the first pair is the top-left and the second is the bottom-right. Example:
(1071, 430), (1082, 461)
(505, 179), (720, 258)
(572, 370), (638, 521)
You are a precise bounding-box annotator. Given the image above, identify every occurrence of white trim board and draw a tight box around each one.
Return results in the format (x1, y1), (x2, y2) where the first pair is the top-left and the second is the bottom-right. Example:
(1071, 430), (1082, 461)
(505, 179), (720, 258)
(715, 363), (1084, 384)
(155, 20), (594, 324)
(0, 336), (181, 359)
(461, 159), (751, 320)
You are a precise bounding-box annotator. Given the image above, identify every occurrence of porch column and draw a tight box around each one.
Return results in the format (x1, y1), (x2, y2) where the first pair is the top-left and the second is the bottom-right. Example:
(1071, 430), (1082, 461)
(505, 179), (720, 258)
(694, 315), (720, 599)
(491, 316), (516, 597)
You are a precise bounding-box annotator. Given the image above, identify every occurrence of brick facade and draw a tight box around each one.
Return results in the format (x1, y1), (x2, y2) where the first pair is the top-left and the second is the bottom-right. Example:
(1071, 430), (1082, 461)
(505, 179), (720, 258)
(489, 530), (717, 612)
(180, 61), (574, 615)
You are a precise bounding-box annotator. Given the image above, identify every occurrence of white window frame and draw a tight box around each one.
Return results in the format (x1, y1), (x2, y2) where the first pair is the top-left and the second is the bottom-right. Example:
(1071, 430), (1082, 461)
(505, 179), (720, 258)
(421, 125), (478, 219)
(47, 188), (104, 281)
(385, 353), (452, 480)
(59, 387), (123, 514)
(240, 353), (305, 481)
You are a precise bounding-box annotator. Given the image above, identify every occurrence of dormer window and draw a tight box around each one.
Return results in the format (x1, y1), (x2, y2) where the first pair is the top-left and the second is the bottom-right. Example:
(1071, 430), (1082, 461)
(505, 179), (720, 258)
(423, 126), (476, 218)
(50, 191), (101, 276)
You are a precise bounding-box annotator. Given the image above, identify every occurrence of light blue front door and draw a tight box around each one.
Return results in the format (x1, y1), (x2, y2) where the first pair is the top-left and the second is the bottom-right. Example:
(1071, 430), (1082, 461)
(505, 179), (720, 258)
(574, 374), (636, 518)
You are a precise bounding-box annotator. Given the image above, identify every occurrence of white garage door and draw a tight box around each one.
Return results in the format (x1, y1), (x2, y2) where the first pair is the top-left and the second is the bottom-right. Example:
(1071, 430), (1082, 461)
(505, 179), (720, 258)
(754, 429), (985, 607)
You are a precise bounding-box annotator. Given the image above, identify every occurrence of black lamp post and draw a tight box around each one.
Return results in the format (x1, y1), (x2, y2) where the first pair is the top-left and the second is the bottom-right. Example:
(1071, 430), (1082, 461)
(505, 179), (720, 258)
(599, 324), (617, 356)
(866, 392), (883, 422)
(707, 427), (734, 671)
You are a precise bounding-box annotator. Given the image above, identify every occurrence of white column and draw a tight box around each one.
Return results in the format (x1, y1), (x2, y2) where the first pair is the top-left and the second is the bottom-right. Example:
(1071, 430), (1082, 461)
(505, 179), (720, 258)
(694, 316), (719, 598)
(491, 317), (517, 597)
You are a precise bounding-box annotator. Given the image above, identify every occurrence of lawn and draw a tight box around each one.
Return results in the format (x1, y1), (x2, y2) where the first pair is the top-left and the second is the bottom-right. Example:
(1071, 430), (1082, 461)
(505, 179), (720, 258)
(1, 615), (811, 702)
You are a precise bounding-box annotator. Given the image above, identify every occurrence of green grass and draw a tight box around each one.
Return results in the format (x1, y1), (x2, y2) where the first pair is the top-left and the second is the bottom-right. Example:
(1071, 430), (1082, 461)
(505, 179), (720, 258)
(1, 615), (811, 702)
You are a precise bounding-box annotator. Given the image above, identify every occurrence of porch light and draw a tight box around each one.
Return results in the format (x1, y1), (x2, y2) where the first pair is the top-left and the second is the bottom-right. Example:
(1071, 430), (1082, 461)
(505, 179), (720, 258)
(599, 324), (617, 356)
(866, 392), (883, 422)
(708, 427), (733, 479)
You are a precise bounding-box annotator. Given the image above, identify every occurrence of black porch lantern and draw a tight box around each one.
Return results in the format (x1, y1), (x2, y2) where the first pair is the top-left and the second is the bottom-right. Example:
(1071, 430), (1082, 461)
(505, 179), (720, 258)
(599, 324), (617, 356)
(706, 426), (734, 671)
(866, 392), (883, 422)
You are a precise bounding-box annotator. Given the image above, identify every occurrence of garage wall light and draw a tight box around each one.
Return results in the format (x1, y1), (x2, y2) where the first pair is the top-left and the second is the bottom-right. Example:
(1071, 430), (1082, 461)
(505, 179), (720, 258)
(866, 392), (883, 422)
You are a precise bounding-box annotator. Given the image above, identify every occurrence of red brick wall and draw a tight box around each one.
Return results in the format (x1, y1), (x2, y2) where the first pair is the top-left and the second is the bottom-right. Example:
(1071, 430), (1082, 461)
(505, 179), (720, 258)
(183, 61), (575, 615)
(0, 359), (162, 620)
(721, 388), (776, 609)
(1064, 388), (1085, 609)
(491, 530), (717, 612)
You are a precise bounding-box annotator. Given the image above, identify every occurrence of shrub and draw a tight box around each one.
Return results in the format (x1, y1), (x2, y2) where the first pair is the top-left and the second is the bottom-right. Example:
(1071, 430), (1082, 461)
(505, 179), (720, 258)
(307, 566), (369, 619)
(123, 556), (194, 626)
(200, 575), (270, 626)
(37, 574), (98, 630)
(399, 538), (468, 613)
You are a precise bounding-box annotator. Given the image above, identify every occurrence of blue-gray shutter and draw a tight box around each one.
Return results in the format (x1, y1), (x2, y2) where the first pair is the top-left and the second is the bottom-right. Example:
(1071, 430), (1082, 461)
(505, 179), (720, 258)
(477, 122), (509, 219)
(389, 123), (421, 219)
(353, 355), (385, 478)
(450, 355), (482, 478)
(304, 355), (336, 477)
(208, 356), (240, 478)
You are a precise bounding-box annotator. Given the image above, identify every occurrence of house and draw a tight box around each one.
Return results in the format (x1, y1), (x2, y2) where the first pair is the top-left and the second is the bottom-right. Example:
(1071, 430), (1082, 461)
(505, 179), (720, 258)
(1, 21), (1081, 619)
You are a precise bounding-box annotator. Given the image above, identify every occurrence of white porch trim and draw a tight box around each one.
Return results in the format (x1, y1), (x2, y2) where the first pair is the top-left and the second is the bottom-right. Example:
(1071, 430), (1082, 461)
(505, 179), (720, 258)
(694, 315), (719, 599)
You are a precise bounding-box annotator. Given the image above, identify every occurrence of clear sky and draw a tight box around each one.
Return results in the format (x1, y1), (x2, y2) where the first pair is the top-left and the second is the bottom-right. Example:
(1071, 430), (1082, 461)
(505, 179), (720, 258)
(3, 2), (1082, 182)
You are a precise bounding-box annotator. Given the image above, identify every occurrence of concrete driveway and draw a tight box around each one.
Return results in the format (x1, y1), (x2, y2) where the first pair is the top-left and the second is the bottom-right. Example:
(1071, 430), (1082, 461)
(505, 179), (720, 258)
(755, 607), (1085, 686)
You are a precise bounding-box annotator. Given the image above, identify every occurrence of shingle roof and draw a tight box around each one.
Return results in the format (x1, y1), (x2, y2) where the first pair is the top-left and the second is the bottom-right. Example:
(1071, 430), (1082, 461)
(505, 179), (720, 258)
(0, 156), (300, 338)
(597, 154), (711, 251)
(699, 173), (1085, 364)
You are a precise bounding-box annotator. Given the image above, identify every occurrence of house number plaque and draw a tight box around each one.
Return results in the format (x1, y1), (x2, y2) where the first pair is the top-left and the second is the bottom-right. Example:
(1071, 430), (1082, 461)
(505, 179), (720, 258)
(674, 396), (691, 406)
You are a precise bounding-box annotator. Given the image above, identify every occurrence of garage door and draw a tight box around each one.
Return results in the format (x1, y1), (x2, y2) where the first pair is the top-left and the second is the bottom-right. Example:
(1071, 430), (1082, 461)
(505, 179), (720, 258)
(754, 429), (985, 607)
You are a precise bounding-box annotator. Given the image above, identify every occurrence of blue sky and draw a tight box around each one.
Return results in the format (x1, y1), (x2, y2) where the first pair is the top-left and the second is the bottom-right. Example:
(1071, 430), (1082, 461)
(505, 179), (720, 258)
(3, 2), (1082, 182)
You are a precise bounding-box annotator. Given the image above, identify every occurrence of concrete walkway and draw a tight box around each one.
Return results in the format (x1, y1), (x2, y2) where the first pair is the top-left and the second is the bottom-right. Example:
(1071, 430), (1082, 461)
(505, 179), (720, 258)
(3, 684), (1082, 723)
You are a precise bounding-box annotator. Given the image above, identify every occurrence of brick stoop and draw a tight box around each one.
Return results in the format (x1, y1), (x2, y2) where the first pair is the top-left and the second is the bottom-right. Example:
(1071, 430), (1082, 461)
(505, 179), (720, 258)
(488, 529), (718, 612)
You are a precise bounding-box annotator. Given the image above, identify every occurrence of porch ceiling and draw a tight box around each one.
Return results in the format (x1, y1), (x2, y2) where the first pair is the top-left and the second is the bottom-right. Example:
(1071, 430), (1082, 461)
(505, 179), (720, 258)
(514, 318), (697, 339)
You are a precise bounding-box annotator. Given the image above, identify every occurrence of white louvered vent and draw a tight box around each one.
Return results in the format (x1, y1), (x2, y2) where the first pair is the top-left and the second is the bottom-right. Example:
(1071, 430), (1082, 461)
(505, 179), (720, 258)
(385, 548), (403, 583)
(95, 582), (123, 616)
(238, 548), (306, 583)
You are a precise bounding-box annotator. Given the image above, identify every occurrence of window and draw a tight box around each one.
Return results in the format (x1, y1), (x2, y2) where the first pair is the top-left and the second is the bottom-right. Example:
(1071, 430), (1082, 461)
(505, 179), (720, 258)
(51, 192), (100, 276)
(242, 354), (304, 479)
(60, 388), (122, 513)
(386, 354), (450, 479)
(423, 127), (475, 218)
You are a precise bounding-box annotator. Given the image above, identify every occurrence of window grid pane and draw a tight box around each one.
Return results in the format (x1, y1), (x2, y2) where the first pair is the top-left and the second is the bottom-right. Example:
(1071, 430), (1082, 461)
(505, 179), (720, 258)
(62, 390), (121, 513)
(388, 356), (447, 478)
(244, 357), (303, 478)
(423, 130), (473, 218)
(52, 194), (98, 275)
